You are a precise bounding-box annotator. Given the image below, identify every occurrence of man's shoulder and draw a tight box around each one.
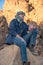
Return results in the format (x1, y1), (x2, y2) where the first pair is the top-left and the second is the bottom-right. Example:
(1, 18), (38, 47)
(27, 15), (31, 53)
(11, 19), (17, 22)
(10, 19), (18, 24)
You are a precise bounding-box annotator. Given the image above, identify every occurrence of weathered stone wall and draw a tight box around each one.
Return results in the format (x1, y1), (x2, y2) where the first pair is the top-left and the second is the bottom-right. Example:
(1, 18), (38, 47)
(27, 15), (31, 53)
(0, 16), (8, 49)
(3, 0), (43, 24)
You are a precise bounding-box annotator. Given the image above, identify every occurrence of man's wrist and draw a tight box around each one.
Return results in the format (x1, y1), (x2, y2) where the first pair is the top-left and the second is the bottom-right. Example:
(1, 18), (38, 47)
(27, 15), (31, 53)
(16, 34), (20, 37)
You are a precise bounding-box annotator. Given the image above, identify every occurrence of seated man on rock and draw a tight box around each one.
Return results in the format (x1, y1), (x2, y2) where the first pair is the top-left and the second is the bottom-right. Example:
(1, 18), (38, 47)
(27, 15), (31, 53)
(6, 11), (38, 65)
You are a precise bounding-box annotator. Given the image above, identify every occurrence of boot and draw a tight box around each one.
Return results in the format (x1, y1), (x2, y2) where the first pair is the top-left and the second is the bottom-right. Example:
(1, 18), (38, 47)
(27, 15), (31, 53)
(23, 61), (30, 65)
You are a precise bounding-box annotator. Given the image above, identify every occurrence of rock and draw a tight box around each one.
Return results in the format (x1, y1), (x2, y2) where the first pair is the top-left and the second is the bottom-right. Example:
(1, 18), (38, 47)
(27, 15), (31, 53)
(0, 16), (8, 50)
(0, 45), (43, 65)
(0, 0), (42, 24)
(28, 3), (34, 12)
(13, 48), (43, 65)
(0, 45), (18, 65)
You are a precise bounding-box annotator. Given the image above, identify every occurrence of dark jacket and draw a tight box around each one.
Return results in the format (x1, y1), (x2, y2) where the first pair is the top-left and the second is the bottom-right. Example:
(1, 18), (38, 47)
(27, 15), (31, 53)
(6, 19), (28, 44)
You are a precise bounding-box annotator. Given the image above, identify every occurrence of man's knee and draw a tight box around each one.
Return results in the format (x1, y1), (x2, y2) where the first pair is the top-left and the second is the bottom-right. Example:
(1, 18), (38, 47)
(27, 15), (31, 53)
(20, 41), (27, 47)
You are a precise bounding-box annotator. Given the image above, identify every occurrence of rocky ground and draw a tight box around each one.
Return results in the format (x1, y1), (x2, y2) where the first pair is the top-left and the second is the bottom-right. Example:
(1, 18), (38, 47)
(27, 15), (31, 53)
(0, 45), (43, 65)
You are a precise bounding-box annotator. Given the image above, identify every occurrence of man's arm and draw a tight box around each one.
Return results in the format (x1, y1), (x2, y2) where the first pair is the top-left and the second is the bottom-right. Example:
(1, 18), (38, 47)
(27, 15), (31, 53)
(9, 19), (18, 37)
(9, 19), (26, 42)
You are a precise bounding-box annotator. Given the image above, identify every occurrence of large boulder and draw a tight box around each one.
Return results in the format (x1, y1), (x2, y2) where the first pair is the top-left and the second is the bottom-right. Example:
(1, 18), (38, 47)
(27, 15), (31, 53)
(35, 24), (43, 57)
(0, 45), (43, 65)
(0, 16), (8, 50)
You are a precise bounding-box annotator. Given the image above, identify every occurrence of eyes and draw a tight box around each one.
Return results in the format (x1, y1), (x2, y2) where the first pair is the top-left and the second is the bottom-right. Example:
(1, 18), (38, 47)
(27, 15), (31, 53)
(19, 14), (25, 19)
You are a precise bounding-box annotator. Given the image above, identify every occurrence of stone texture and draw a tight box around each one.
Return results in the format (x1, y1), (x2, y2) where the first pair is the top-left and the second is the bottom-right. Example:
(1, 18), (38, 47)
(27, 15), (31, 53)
(0, 0), (43, 24)
(0, 16), (8, 49)
(0, 45), (18, 65)
(0, 45), (43, 65)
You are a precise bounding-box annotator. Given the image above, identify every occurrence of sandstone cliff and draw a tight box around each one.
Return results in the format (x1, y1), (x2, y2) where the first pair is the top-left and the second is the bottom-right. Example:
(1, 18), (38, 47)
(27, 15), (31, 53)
(0, 0), (43, 24)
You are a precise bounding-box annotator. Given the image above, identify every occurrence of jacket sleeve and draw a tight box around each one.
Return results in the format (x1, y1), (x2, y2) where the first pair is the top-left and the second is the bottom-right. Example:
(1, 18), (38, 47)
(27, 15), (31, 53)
(9, 19), (18, 37)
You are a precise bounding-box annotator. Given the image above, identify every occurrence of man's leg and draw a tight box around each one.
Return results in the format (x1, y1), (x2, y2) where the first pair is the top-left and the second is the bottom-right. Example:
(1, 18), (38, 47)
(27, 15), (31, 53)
(29, 34), (36, 46)
(23, 30), (39, 55)
(23, 29), (37, 47)
(28, 33), (39, 56)
(23, 30), (35, 48)
(13, 37), (30, 65)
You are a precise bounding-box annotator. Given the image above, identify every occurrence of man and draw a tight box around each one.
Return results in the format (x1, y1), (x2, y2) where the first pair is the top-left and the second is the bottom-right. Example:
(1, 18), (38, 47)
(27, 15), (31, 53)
(6, 11), (38, 65)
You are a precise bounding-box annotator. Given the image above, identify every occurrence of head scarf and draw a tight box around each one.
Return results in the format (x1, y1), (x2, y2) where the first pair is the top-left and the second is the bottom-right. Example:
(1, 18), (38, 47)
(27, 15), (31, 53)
(15, 11), (25, 24)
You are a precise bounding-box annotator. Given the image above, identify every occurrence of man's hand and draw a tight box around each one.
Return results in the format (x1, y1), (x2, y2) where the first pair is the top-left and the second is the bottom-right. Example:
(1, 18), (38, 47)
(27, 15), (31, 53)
(29, 24), (34, 31)
(16, 34), (26, 42)
(16, 34), (20, 38)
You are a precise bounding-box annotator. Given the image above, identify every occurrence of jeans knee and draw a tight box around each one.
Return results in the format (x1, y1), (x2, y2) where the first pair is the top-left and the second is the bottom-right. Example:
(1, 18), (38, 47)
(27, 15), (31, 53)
(21, 41), (27, 48)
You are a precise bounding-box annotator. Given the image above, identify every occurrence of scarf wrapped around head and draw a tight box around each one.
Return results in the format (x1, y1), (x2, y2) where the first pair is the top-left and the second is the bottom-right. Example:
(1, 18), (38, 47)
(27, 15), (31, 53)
(15, 11), (25, 24)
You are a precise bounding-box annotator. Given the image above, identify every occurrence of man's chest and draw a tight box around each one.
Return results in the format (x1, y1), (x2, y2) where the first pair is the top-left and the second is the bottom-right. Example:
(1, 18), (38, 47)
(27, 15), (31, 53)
(15, 22), (24, 33)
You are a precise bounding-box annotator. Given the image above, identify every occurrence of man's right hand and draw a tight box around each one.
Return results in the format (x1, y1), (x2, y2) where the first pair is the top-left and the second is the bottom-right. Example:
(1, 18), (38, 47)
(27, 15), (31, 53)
(16, 34), (26, 43)
(16, 34), (20, 38)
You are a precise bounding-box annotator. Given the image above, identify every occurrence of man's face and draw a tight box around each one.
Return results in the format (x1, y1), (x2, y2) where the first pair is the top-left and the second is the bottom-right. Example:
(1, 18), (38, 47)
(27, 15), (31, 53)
(19, 14), (25, 20)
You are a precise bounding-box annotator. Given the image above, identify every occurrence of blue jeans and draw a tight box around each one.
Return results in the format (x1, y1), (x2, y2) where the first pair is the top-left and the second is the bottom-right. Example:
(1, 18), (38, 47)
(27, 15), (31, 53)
(13, 37), (28, 63)
(13, 30), (37, 63)
(23, 30), (37, 47)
